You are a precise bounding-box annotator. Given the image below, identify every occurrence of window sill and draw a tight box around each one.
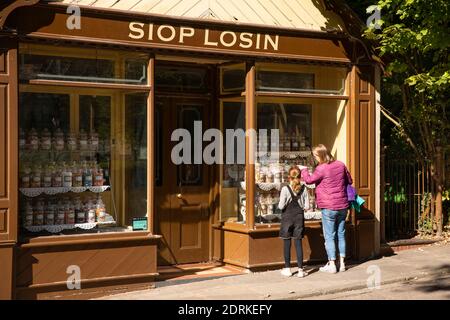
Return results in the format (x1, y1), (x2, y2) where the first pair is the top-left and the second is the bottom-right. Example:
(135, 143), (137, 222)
(19, 230), (161, 248)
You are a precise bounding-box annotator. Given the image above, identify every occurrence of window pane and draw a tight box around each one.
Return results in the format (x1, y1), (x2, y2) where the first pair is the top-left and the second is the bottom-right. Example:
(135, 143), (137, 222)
(177, 105), (202, 186)
(220, 101), (246, 223)
(220, 64), (245, 93)
(18, 90), (150, 237)
(155, 66), (208, 92)
(19, 92), (70, 133)
(19, 54), (147, 85)
(254, 99), (348, 225)
(256, 64), (348, 95)
(257, 71), (314, 93)
(124, 94), (148, 227)
(155, 104), (163, 187)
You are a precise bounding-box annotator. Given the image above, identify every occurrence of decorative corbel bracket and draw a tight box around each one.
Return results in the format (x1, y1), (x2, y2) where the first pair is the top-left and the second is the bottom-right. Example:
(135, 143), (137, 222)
(0, 0), (40, 30)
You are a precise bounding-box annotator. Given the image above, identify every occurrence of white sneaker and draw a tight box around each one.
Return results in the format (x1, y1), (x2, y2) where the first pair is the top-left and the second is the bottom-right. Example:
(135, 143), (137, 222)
(339, 263), (346, 272)
(281, 268), (292, 277)
(297, 268), (307, 278)
(319, 262), (337, 274)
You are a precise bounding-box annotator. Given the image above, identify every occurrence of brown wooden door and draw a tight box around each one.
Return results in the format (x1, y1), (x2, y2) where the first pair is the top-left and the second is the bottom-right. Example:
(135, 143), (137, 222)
(155, 97), (210, 265)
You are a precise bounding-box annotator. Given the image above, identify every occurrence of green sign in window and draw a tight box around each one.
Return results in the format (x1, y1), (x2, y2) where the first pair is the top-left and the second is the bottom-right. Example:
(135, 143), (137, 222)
(132, 217), (148, 231)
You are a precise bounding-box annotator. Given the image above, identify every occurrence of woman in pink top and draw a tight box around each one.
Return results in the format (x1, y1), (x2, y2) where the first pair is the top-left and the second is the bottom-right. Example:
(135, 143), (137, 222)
(299, 144), (353, 274)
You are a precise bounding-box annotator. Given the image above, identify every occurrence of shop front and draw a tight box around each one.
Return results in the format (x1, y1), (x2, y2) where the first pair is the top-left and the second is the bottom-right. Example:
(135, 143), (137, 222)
(0, 1), (380, 299)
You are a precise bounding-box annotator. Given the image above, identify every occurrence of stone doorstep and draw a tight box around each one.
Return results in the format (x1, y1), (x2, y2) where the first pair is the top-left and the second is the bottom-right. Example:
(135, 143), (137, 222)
(380, 239), (441, 255)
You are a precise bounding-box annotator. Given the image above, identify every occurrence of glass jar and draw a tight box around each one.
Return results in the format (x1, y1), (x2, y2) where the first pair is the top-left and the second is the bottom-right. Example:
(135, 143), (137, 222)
(79, 129), (88, 151)
(19, 128), (26, 150)
(24, 201), (34, 227)
(72, 162), (83, 187)
(89, 130), (99, 151)
(83, 162), (93, 187)
(52, 163), (63, 187)
(285, 133), (292, 151)
(55, 201), (65, 225)
(31, 165), (42, 188)
(66, 200), (75, 225)
(40, 128), (52, 151)
(54, 128), (65, 151)
(28, 128), (39, 151)
(45, 200), (55, 225)
(34, 199), (45, 226)
(62, 163), (72, 188)
(42, 165), (53, 188)
(291, 131), (299, 151)
(67, 132), (78, 151)
(267, 172), (274, 183)
(20, 165), (31, 188)
(93, 166), (104, 186)
(95, 197), (106, 223)
(86, 199), (96, 223)
(74, 197), (85, 224)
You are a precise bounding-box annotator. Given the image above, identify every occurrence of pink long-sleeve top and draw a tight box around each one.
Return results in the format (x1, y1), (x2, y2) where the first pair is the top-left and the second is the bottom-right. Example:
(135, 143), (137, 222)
(301, 160), (353, 210)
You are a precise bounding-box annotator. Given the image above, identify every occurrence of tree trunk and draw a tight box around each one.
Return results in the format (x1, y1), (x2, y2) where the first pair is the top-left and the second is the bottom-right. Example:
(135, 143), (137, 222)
(435, 147), (444, 237)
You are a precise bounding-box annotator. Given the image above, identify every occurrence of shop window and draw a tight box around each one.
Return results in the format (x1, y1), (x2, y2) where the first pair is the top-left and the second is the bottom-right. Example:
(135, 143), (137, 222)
(155, 66), (209, 92)
(256, 63), (348, 95)
(220, 101), (246, 223)
(253, 99), (347, 225)
(19, 54), (147, 85)
(18, 89), (149, 238)
(220, 63), (246, 94)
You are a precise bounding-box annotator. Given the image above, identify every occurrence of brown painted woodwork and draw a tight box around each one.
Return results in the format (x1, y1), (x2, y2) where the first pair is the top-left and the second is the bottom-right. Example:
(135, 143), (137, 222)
(28, 79), (151, 91)
(0, 37), (18, 300)
(219, 222), (355, 269)
(348, 64), (377, 259)
(147, 57), (155, 234)
(0, 0), (39, 29)
(11, 4), (353, 63)
(245, 62), (256, 229)
(155, 93), (211, 265)
(15, 238), (158, 299)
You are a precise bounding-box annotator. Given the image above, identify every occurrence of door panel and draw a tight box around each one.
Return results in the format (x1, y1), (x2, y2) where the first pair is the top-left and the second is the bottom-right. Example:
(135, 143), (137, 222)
(156, 99), (210, 265)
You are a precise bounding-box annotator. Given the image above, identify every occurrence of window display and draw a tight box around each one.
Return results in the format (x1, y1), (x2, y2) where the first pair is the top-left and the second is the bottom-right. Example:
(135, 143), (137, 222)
(18, 45), (150, 237)
(251, 99), (348, 225)
(253, 103), (319, 224)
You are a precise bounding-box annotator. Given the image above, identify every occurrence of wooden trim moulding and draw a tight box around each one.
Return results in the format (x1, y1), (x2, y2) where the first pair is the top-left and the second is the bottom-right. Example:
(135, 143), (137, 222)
(255, 92), (349, 100)
(20, 232), (161, 248)
(22, 33), (352, 64)
(15, 272), (159, 291)
(28, 79), (151, 91)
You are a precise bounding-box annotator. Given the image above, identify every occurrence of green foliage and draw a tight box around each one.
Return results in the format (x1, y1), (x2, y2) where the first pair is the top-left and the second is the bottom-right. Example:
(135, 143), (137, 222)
(364, 0), (450, 161)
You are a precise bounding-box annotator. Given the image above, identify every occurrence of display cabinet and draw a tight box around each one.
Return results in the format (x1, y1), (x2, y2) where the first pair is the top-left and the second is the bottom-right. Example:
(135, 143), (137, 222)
(18, 44), (150, 238)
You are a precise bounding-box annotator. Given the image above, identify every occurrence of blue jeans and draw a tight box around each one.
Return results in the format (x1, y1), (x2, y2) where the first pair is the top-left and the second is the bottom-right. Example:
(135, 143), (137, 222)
(321, 209), (347, 260)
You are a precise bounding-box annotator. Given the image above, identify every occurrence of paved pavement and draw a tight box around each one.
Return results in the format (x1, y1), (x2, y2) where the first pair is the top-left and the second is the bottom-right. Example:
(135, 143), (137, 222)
(100, 243), (450, 300)
(303, 274), (450, 300)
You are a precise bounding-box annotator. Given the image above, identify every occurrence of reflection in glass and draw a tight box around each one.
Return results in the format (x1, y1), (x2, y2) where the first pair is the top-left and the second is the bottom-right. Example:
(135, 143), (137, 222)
(220, 101), (246, 223)
(155, 66), (208, 92)
(177, 105), (202, 186)
(19, 54), (147, 84)
(124, 94), (148, 226)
